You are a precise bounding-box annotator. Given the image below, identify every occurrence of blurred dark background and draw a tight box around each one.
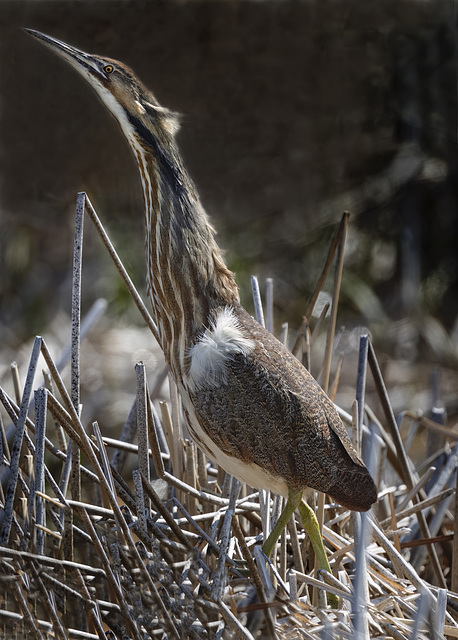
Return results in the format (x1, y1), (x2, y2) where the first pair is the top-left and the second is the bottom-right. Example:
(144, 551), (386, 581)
(1, 1), (458, 423)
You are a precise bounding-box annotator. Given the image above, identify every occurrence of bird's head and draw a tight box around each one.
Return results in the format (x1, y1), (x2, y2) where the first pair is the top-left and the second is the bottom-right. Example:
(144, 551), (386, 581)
(24, 29), (180, 146)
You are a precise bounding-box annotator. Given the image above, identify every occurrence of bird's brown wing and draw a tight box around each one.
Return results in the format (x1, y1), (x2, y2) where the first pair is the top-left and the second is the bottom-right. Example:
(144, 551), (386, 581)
(189, 304), (377, 510)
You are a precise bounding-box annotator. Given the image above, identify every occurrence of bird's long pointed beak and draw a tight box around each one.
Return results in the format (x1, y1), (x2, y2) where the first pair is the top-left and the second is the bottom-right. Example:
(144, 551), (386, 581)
(24, 29), (104, 80)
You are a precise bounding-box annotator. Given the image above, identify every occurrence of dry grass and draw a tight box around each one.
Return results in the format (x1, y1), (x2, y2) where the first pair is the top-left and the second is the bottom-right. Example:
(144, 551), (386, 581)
(0, 194), (457, 639)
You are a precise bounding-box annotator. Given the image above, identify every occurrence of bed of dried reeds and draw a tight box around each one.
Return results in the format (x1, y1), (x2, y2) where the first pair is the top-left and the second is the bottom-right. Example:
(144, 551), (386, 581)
(0, 193), (457, 639)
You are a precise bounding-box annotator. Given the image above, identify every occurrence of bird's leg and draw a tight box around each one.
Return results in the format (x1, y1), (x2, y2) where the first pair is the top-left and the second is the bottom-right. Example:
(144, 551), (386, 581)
(262, 488), (302, 559)
(298, 498), (338, 608)
(262, 488), (338, 608)
(298, 499), (331, 574)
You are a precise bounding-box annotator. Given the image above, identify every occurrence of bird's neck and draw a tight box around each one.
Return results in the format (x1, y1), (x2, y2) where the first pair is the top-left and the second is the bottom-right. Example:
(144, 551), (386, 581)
(131, 134), (239, 374)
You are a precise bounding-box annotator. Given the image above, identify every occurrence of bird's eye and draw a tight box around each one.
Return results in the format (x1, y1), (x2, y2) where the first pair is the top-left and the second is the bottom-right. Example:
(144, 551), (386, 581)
(104, 65), (114, 74)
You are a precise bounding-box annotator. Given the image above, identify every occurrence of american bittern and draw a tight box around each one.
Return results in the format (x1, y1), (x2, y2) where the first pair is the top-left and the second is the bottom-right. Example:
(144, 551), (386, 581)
(26, 30), (377, 586)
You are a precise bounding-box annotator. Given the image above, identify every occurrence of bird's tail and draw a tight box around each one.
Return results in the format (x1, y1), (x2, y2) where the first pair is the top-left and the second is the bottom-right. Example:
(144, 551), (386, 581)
(328, 467), (377, 512)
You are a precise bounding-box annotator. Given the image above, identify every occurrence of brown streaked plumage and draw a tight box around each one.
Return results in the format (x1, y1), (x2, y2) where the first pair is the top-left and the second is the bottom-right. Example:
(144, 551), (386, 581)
(188, 304), (374, 511)
(26, 29), (377, 586)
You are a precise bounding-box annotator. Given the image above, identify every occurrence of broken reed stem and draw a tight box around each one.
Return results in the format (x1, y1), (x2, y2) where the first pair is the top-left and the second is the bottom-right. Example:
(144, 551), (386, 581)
(265, 277), (274, 335)
(42, 370), (67, 454)
(0, 336), (42, 545)
(70, 192), (85, 508)
(356, 334), (369, 449)
(403, 410), (458, 441)
(168, 376), (183, 476)
(145, 393), (166, 480)
(184, 440), (198, 515)
(212, 477), (240, 601)
(0, 411), (10, 463)
(91, 421), (116, 509)
(292, 212), (348, 357)
(82, 193), (159, 343)
(33, 388), (47, 555)
(10, 362), (22, 405)
(322, 211), (349, 394)
(352, 511), (371, 640)
(310, 302), (330, 347)
(0, 546), (107, 576)
(301, 317), (311, 371)
(328, 351), (344, 402)
(251, 275), (265, 328)
(160, 400), (181, 482)
(135, 363), (150, 513)
(352, 400), (360, 458)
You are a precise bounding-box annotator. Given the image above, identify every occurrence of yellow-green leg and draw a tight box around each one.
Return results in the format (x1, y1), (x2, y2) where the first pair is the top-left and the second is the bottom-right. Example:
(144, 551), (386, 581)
(262, 489), (302, 558)
(262, 488), (338, 608)
(298, 499), (338, 608)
